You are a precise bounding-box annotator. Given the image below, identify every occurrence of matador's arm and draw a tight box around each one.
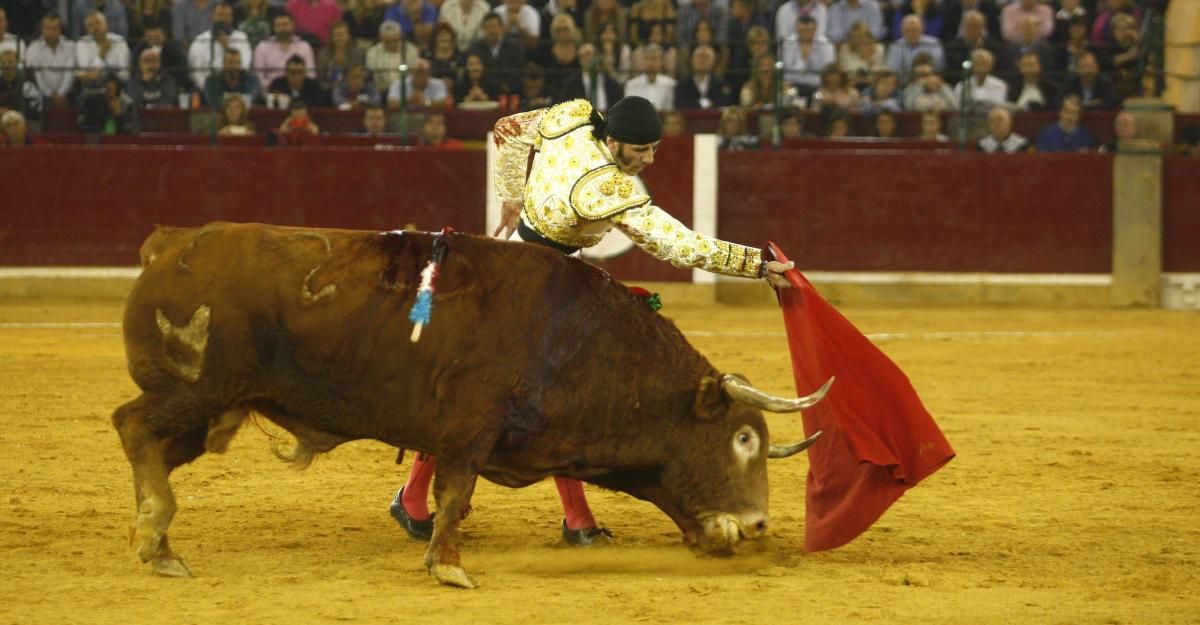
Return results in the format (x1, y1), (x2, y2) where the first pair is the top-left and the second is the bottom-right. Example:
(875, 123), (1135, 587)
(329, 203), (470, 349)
(492, 108), (546, 204)
(612, 204), (765, 279)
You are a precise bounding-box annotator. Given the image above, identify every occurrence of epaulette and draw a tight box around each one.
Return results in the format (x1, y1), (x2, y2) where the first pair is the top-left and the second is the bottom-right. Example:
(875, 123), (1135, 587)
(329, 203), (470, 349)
(569, 164), (651, 220)
(539, 99), (596, 140)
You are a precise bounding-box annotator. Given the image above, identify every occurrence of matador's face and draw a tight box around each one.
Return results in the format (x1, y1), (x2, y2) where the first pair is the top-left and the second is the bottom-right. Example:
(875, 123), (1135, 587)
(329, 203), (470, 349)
(608, 139), (661, 176)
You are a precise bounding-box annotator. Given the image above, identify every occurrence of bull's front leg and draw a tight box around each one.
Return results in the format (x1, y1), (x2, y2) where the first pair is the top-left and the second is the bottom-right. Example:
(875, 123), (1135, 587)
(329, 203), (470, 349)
(424, 454), (483, 589)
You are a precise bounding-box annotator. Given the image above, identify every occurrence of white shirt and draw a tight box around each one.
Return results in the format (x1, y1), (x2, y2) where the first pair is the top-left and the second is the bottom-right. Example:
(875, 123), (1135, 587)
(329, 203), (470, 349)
(775, 0), (827, 43)
(188, 29), (254, 87)
(75, 32), (130, 82)
(386, 76), (449, 106)
(1016, 83), (1046, 110)
(439, 0), (491, 52)
(624, 73), (676, 111)
(0, 32), (27, 59)
(953, 74), (1008, 109)
(492, 4), (540, 39)
(26, 37), (77, 97)
(780, 35), (836, 87)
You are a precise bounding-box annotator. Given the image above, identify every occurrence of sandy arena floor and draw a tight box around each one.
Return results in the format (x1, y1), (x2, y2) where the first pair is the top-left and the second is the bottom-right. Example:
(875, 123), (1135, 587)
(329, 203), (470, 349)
(0, 297), (1197, 625)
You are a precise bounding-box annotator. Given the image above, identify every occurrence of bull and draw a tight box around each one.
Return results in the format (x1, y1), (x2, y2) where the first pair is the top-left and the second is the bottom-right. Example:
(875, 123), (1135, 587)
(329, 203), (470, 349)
(114, 222), (831, 588)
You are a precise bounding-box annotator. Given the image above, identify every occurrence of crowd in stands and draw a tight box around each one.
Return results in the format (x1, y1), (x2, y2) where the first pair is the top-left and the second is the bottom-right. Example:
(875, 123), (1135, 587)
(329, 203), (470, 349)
(0, 0), (1192, 152)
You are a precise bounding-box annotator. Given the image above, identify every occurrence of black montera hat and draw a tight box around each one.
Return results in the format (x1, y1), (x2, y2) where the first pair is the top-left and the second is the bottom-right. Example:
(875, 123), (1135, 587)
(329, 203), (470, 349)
(604, 96), (662, 145)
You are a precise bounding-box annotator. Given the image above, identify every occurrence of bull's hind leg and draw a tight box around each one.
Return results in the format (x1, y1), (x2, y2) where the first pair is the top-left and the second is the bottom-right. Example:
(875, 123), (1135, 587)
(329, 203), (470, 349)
(424, 455), (484, 589)
(112, 393), (217, 577)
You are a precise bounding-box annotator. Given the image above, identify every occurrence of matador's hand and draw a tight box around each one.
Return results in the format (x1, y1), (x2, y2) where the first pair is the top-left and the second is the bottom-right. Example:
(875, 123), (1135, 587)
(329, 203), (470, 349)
(493, 200), (522, 239)
(763, 260), (795, 289)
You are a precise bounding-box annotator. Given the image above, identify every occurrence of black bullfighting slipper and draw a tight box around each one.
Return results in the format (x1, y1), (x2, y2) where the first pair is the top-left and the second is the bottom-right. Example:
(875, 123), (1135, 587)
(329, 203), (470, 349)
(389, 488), (434, 542)
(561, 521), (614, 546)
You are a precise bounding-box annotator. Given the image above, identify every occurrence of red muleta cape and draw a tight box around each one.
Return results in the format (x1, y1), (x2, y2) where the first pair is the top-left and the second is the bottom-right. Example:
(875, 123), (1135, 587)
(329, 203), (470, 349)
(767, 242), (955, 552)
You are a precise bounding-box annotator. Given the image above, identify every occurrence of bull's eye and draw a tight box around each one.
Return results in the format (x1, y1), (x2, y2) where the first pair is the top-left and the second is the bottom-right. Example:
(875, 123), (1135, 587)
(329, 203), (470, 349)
(732, 426), (760, 466)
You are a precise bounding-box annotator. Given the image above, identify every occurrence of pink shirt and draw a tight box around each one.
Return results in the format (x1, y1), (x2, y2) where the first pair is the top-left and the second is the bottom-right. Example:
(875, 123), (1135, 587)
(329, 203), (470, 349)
(286, 0), (342, 44)
(253, 36), (317, 87)
(1000, 3), (1054, 44)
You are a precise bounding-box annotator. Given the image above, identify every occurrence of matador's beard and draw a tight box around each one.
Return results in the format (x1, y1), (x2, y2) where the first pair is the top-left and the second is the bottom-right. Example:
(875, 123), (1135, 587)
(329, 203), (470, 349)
(613, 144), (645, 176)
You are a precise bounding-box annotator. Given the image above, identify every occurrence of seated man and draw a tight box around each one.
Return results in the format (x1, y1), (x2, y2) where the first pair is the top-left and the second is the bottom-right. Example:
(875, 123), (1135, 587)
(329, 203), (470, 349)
(1034, 94), (1092, 152)
(359, 104), (389, 134)
(418, 112), (464, 148)
(901, 57), (954, 112)
(1, 109), (45, 147)
(385, 58), (448, 109)
(1005, 50), (1057, 112)
(1062, 52), (1114, 110)
(127, 47), (180, 109)
(268, 54), (331, 107)
(977, 107), (1029, 153)
(390, 96), (795, 546)
(204, 47), (260, 106)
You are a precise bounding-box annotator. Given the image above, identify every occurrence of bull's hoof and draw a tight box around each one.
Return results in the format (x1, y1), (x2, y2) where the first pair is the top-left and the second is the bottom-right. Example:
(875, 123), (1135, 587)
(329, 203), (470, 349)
(152, 556), (194, 578)
(431, 564), (477, 589)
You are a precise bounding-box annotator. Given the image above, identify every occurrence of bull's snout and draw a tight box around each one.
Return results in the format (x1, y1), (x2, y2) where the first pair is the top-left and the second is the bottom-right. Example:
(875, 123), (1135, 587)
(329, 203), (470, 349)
(696, 511), (769, 554)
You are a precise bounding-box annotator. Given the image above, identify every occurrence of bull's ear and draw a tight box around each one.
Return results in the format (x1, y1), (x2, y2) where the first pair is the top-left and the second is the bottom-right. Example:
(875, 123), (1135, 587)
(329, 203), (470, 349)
(693, 375), (727, 421)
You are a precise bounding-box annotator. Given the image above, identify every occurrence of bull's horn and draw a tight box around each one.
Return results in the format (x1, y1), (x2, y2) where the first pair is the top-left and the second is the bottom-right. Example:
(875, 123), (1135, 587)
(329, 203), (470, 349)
(720, 375), (834, 412)
(768, 431), (823, 459)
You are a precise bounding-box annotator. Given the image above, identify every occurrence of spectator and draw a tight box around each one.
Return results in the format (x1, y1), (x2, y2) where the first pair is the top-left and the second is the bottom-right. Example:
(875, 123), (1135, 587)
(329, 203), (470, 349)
(1089, 0), (1133, 45)
(540, 0), (585, 40)
(661, 108), (687, 136)
(1, 109), (44, 147)
(316, 21), (365, 88)
(387, 58), (448, 108)
(891, 0), (943, 42)
(518, 62), (552, 110)
(724, 0), (762, 91)
(135, 23), (192, 91)
(675, 44), (727, 109)
(419, 112), (464, 148)
(823, 106), (850, 138)
(217, 92), (256, 134)
(287, 0), (341, 45)
(886, 14), (944, 81)
(385, 0), (437, 49)
(174, 0), (215, 45)
(597, 22), (633, 83)
(781, 15), (835, 90)
(560, 43), (622, 108)
(630, 0), (674, 46)
(268, 54), (329, 106)
(424, 24), (464, 89)
(128, 0), (173, 45)
(774, 0), (825, 44)
(1002, 14), (1053, 75)
(127, 47), (179, 108)
(204, 47), (260, 105)
(277, 97), (319, 134)
(630, 20), (678, 81)
(1063, 51), (1113, 110)
(237, 0), (281, 48)
(1005, 50), (1057, 111)
(873, 109), (897, 137)
(188, 3), (253, 87)
(1051, 0), (1088, 44)
(738, 52), (776, 109)
(0, 50), (41, 121)
(343, 0), (386, 47)
(0, 9), (27, 58)
(76, 12), (130, 84)
(838, 20), (885, 90)
(1035, 95), (1092, 152)
(778, 108), (806, 139)
(902, 58), (954, 112)
(1000, 0), (1052, 45)
(679, 0), (727, 50)
(942, 0), (1002, 44)
(584, 0), (628, 46)
(254, 13), (316, 88)
(918, 110), (947, 141)
(440, 0), (490, 53)
(535, 13), (582, 95)
(1107, 13), (1139, 105)
(680, 18), (727, 80)
(624, 43), (675, 111)
(332, 63), (381, 108)
(1052, 15), (1094, 77)
(467, 14), (525, 94)
(717, 105), (758, 150)
(812, 63), (859, 112)
(1097, 110), (1135, 153)
(977, 107), (1029, 152)
(72, 0), (129, 39)
(493, 0), (541, 49)
(725, 21), (766, 95)
(944, 10), (1005, 81)
(25, 14), (75, 109)
(861, 68), (901, 113)
(953, 48), (1007, 112)
(359, 103), (388, 134)
(453, 52), (500, 104)
(827, 0), (884, 44)
(77, 74), (139, 133)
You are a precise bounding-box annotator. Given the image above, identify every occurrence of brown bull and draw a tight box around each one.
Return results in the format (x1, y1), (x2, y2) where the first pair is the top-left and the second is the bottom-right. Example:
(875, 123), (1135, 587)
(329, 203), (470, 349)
(114, 222), (830, 588)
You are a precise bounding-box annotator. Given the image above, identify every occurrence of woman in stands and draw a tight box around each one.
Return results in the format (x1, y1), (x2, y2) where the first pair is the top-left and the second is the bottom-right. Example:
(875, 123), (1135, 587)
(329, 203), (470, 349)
(217, 94), (256, 136)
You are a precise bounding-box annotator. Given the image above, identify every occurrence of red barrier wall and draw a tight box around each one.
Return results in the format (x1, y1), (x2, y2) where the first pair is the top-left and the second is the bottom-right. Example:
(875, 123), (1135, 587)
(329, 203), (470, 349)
(718, 151), (1114, 273)
(1164, 156), (1200, 272)
(0, 146), (486, 265)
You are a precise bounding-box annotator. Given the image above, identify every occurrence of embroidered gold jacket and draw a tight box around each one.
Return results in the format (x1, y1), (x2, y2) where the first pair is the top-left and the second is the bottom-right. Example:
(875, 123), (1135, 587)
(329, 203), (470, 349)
(492, 99), (764, 279)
